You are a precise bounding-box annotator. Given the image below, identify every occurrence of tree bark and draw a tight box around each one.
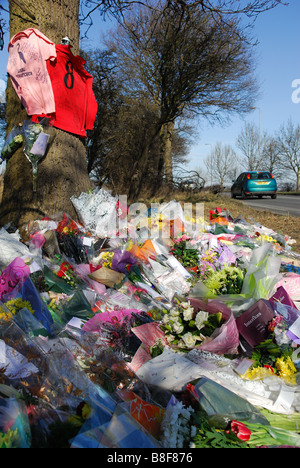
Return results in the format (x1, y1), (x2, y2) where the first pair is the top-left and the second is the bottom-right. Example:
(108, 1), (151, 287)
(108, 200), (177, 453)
(161, 121), (174, 185)
(0, 0), (91, 233)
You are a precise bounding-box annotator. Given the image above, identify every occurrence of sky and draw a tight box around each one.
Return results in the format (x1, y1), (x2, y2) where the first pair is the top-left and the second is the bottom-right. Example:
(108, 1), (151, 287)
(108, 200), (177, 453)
(0, 0), (300, 171)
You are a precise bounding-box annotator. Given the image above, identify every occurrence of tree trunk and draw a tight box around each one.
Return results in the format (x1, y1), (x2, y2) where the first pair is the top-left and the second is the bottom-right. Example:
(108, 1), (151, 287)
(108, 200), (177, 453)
(128, 124), (161, 201)
(0, 0), (91, 233)
(161, 121), (174, 185)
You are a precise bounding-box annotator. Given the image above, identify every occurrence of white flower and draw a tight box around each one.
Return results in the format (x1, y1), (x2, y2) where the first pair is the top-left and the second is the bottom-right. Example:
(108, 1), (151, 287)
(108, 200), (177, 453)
(172, 322), (184, 334)
(181, 332), (197, 348)
(183, 306), (194, 321)
(160, 402), (194, 448)
(181, 301), (190, 308)
(162, 314), (170, 324)
(169, 307), (180, 317)
(166, 334), (175, 343)
(195, 310), (209, 330)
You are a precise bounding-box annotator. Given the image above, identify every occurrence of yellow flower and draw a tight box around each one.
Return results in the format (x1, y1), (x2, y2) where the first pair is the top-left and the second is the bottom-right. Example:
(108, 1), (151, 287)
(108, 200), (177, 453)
(0, 298), (35, 321)
(275, 356), (297, 384)
(257, 234), (276, 244)
(243, 366), (275, 380)
(101, 251), (114, 267)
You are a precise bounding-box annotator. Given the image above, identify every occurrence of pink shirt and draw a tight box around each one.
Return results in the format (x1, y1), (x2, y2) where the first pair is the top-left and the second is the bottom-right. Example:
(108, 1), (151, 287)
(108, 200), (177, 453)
(7, 28), (56, 116)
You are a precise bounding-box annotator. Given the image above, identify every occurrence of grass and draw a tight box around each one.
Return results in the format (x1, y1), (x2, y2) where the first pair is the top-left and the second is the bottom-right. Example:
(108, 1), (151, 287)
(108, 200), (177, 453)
(142, 190), (300, 254)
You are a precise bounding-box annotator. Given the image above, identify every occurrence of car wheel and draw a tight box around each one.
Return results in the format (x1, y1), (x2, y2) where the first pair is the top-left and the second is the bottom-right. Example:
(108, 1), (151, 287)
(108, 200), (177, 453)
(231, 191), (236, 199)
(271, 194), (277, 199)
(241, 190), (247, 199)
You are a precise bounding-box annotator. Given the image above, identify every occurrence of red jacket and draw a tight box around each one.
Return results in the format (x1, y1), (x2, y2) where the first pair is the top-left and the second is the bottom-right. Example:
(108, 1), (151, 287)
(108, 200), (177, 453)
(39, 44), (98, 137)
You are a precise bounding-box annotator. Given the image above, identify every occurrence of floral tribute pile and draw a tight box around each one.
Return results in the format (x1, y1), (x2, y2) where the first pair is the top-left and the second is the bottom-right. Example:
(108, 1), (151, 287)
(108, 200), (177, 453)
(0, 190), (300, 448)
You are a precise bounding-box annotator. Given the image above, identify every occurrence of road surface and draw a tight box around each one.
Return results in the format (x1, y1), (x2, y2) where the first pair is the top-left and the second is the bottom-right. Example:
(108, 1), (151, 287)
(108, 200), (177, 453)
(223, 193), (300, 217)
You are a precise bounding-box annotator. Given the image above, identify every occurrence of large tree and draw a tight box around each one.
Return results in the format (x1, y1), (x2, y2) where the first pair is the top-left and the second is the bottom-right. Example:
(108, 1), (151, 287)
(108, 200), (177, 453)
(107, 2), (260, 198)
(0, 0), (91, 233)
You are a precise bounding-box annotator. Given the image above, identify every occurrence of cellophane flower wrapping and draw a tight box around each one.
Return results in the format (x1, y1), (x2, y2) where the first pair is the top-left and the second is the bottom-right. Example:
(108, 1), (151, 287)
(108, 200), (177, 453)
(0, 229), (30, 271)
(0, 397), (31, 448)
(117, 388), (165, 438)
(71, 188), (118, 237)
(0, 257), (31, 302)
(22, 120), (50, 192)
(1, 276), (55, 336)
(98, 403), (162, 448)
(241, 243), (282, 300)
(192, 377), (268, 425)
(0, 125), (23, 161)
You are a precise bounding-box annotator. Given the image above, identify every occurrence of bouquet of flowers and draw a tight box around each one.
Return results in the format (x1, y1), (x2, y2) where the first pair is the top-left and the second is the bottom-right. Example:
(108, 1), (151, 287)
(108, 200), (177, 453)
(240, 309), (300, 384)
(0, 298), (35, 322)
(0, 125), (23, 161)
(55, 214), (90, 263)
(203, 265), (244, 296)
(170, 235), (200, 273)
(160, 298), (224, 351)
(22, 120), (50, 192)
(242, 314), (298, 384)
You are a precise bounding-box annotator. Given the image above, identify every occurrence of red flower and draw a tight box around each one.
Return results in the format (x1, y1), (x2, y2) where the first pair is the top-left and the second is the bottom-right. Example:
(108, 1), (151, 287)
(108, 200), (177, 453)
(230, 420), (251, 441)
(57, 262), (74, 277)
(263, 365), (275, 373)
(57, 213), (80, 235)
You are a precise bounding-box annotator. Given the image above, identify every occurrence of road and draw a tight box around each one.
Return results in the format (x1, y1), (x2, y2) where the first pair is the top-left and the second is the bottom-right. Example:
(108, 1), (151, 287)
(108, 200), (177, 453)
(223, 193), (300, 217)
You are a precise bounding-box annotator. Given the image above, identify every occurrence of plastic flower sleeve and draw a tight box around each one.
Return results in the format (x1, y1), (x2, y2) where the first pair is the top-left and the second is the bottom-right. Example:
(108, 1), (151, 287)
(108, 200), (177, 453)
(192, 377), (269, 425)
(0, 229), (30, 270)
(0, 397), (31, 448)
(0, 125), (24, 161)
(0, 319), (57, 404)
(71, 188), (118, 236)
(70, 387), (117, 448)
(0, 257), (31, 301)
(3, 276), (55, 335)
(22, 120), (51, 192)
(136, 348), (205, 392)
(62, 325), (144, 395)
(99, 403), (162, 448)
(0, 337), (39, 380)
(117, 388), (165, 438)
(60, 289), (94, 321)
(241, 243), (282, 300)
(111, 249), (138, 274)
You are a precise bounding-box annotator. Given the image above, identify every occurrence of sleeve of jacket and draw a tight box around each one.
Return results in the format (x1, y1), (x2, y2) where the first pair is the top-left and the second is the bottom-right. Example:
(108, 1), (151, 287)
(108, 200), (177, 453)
(85, 77), (98, 131)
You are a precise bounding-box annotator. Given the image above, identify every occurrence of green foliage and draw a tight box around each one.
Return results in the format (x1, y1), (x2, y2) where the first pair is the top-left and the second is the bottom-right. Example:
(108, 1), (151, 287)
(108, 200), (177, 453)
(250, 338), (293, 369)
(191, 410), (248, 448)
(171, 239), (200, 269)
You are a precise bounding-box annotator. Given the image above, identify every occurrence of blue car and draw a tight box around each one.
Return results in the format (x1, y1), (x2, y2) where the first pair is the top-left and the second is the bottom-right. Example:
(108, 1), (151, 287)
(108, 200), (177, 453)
(231, 171), (277, 199)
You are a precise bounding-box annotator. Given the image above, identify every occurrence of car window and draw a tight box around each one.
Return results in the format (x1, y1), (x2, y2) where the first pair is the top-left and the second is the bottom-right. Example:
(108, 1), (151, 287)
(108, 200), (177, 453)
(250, 172), (271, 180)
